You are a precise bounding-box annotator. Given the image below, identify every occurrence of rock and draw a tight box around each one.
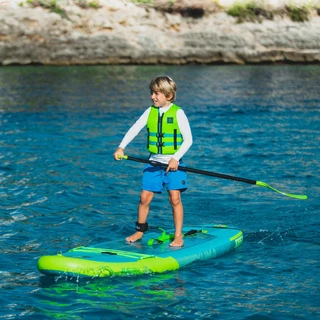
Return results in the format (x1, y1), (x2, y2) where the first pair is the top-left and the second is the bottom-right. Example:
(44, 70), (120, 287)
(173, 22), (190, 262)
(0, 0), (319, 65)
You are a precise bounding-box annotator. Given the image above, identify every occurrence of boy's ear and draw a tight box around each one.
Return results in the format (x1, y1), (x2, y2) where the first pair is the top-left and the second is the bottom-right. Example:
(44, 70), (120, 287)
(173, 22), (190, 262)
(166, 93), (173, 101)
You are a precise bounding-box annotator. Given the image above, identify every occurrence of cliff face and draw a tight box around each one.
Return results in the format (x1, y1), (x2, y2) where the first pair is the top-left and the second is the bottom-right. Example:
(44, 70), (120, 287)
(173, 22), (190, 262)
(1, 0), (320, 65)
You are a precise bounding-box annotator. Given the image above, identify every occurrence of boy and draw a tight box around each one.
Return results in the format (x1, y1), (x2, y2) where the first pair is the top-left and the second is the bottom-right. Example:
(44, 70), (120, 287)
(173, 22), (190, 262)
(113, 76), (192, 247)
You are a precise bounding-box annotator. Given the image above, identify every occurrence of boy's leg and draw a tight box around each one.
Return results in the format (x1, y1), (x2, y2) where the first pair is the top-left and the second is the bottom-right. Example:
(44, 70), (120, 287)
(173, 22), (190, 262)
(126, 190), (154, 243)
(168, 190), (184, 247)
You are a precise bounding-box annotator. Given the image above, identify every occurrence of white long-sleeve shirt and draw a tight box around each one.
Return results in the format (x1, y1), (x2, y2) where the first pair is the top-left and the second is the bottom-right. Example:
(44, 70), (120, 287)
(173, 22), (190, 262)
(119, 104), (193, 164)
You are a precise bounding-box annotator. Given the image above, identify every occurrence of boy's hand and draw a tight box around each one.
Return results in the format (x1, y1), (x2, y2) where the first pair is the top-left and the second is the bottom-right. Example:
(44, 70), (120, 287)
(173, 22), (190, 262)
(166, 158), (179, 174)
(113, 147), (124, 161)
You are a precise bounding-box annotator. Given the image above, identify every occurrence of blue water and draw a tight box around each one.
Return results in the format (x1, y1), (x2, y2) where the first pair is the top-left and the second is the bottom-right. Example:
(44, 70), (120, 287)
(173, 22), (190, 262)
(0, 65), (319, 319)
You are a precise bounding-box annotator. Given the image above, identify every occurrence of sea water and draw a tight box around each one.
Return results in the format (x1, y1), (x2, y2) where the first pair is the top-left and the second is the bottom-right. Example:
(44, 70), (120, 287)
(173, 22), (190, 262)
(0, 65), (319, 319)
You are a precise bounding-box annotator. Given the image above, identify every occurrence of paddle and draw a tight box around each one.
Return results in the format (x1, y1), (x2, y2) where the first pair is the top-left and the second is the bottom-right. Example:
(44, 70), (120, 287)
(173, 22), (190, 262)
(121, 155), (307, 200)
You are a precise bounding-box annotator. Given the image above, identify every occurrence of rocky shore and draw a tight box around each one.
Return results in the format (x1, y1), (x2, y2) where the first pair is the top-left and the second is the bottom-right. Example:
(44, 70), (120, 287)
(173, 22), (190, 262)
(0, 0), (320, 65)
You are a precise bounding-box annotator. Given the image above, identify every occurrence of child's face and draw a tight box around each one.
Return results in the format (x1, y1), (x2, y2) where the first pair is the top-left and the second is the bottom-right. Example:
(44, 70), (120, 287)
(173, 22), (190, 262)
(151, 91), (172, 107)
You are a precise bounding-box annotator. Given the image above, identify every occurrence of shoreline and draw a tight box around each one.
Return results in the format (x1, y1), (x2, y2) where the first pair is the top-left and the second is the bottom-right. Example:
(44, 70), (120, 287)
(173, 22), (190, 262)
(1, 0), (320, 65)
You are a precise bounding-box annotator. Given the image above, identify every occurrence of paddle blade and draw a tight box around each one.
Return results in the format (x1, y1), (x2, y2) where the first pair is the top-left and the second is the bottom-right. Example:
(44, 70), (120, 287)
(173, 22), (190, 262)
(256, 181), (308, 200)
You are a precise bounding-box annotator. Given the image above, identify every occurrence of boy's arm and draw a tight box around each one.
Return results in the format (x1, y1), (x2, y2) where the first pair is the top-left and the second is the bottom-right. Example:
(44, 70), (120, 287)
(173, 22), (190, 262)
(172, 109), (193, 161)
(113, 107), (150, 160)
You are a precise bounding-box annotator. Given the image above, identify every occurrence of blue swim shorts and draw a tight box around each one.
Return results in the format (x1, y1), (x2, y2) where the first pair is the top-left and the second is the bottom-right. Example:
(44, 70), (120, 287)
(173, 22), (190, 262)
(141, 163), (187, 193)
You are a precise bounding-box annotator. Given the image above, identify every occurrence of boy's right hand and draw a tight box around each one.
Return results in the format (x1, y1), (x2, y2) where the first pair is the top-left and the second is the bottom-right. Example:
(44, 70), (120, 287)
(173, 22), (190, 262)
(113, 147), (124, 161)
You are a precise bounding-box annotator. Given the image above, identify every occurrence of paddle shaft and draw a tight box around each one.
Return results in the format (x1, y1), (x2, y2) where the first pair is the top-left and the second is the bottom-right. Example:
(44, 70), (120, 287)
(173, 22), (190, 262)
(125, 155), (256, 186)
(122, 155), (308, 200)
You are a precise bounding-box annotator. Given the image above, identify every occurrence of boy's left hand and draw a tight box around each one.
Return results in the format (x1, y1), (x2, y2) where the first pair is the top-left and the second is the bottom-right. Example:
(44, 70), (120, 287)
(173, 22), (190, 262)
(166, 158), (179, 174)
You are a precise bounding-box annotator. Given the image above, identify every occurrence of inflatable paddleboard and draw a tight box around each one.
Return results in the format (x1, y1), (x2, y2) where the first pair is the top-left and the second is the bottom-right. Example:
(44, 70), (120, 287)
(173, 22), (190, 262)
(37, 224), (243, 278)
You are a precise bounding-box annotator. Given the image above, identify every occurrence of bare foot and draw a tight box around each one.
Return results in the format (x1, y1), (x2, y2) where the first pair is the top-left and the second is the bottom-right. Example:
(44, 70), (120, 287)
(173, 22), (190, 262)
(170, 235), (184, 247)
(126, 231), (143, 243)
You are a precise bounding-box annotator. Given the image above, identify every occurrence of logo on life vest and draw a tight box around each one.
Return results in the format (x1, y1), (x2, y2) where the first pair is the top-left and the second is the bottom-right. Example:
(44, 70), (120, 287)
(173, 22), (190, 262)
(167, 117), (174, 124)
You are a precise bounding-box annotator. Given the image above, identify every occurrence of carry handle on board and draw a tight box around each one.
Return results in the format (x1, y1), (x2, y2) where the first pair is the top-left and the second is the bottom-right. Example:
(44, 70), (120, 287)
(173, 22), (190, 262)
(121, 155), (307, 200)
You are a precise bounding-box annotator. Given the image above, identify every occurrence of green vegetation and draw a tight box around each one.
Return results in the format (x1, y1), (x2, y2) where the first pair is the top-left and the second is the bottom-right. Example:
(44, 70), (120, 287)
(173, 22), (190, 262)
(131, 0), (154, 3)
(76, 0), (101, 8)
(19, 0), (101, 17)
(18, 0), (318, 22)
(286, 5), (310, 22)
(226, 0), (313, 23)
(19, 0), (68, 18)
(227, 1), (272, 23)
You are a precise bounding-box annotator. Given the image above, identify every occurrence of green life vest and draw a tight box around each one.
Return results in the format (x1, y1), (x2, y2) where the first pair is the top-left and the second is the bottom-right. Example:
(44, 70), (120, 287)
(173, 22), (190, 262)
(147, 104), (183, 154)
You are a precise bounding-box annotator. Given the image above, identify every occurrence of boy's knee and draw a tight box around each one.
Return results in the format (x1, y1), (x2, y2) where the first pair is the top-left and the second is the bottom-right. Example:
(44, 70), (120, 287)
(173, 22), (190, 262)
(169, 195), (181, 207)
(140, 192), (153, 205)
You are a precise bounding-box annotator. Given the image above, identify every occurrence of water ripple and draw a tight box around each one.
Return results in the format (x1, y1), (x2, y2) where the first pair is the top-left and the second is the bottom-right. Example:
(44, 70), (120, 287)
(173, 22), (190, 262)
(0, 65), (319, 320)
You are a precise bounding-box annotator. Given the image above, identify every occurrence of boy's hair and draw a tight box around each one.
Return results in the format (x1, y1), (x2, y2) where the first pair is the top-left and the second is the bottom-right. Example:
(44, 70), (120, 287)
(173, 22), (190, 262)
(149, 76), (177, 102)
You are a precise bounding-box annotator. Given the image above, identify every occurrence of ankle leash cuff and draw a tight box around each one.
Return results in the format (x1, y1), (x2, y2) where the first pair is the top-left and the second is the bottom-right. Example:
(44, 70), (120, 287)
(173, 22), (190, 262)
(135, 221), (148, 233)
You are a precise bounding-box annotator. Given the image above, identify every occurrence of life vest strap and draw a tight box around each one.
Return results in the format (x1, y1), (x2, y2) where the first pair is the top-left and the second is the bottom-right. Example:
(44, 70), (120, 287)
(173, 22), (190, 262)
(149, 141), (182, 147)
(148, 132), (182, 138)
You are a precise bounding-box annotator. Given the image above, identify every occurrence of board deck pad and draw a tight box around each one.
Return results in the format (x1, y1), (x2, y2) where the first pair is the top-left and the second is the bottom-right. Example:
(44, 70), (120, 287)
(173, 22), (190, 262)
(38, 225), (243, 278)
